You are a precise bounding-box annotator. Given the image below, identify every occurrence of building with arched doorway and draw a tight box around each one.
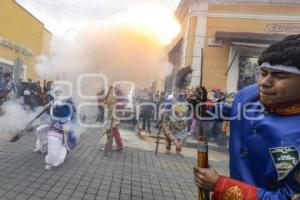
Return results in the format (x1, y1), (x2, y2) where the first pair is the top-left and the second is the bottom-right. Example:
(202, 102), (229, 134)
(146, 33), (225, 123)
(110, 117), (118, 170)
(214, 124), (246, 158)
(0, 0), (51, 84)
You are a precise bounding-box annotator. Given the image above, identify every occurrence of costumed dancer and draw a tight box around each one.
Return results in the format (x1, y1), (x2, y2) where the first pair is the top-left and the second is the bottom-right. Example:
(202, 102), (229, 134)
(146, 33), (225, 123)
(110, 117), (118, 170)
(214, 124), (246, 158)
(96, 89), (105, 123)
(33, 86), (56, 154)
(162, 94), (188, 156)
(186, 86), (208, 138)
(100, 86), (123, 152)
(194, 34), (300, 199)
(162, 66), (193, 156)
(33, 104), (52, 154)
(34, 87), (77, 170)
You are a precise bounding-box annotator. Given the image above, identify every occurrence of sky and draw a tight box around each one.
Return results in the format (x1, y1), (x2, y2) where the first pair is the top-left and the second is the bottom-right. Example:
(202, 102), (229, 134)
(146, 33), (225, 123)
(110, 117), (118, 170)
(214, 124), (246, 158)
(16, 0), (181, 37)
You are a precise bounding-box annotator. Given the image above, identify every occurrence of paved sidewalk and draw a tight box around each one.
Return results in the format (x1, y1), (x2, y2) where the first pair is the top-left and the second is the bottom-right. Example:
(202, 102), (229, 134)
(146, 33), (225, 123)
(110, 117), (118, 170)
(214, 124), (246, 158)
(0, 127), (228, 200)
(132, 121), (229, 153)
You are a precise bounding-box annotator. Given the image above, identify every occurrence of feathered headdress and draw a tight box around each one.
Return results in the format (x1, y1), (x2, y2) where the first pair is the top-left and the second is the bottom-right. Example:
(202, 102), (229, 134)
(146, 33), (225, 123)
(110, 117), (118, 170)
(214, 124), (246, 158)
(186, 86), (207, 106)
(186, 86), (208, 117)
(175, 66), (193, 90)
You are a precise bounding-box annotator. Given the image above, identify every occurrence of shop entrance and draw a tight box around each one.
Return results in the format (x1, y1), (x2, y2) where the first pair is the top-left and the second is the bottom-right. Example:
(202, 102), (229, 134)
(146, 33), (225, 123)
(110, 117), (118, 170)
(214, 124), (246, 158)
(0, 62), (13, 79)
(237, 56), (260, 90)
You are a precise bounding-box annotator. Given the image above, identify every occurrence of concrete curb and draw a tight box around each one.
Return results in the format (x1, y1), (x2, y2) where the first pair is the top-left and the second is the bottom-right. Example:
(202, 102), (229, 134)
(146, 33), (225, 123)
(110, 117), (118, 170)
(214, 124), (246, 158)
(145, 135), (228, 154)
(119, 122), (229, 154)
(184, 140), (228, 153)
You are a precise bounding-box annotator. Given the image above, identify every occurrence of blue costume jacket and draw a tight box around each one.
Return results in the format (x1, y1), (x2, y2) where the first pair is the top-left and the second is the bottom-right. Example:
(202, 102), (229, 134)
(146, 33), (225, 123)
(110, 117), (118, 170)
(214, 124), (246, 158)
(212, 84), (300, 200)
(49, 99), (77, 151)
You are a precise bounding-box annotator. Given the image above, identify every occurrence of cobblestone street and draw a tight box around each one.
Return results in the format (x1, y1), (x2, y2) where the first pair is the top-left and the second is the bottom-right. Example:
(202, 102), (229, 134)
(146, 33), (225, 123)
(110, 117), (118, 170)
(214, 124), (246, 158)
(0, 128), (228, 200)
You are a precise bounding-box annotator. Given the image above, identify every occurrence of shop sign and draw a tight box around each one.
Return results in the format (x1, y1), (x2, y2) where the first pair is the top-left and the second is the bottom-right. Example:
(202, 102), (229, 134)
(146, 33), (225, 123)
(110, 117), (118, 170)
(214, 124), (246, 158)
(0, 36), (33, 57)
(265, 23), (300, 34)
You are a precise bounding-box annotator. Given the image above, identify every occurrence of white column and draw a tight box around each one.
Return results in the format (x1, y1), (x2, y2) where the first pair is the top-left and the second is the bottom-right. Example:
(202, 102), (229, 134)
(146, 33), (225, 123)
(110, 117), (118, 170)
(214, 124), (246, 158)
(190, 2), (208, 87)
(226, 46), (239, 93)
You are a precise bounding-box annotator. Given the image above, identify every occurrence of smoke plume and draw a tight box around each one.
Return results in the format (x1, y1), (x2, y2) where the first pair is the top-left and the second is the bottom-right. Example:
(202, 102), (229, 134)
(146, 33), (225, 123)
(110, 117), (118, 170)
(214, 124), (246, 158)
(36, 3), (180, 95)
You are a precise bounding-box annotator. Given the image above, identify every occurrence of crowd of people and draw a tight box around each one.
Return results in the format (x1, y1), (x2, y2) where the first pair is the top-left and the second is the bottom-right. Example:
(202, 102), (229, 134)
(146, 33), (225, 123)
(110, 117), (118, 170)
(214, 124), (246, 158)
(0, 74), (77, 171)
(0, 72), (53, 111)
(134, 86), (233, 150)
(2, 34), (300, 199)
(105, 34), (300, 199)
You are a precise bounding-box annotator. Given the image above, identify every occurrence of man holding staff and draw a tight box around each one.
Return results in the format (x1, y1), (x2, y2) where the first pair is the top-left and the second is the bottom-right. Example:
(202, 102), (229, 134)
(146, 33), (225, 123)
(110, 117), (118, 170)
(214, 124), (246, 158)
(194, 34), (300, 199)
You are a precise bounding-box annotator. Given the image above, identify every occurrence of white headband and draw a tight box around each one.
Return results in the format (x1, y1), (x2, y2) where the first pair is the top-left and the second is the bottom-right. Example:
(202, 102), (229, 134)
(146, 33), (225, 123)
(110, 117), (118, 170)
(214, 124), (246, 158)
(261, 62), (300, 75)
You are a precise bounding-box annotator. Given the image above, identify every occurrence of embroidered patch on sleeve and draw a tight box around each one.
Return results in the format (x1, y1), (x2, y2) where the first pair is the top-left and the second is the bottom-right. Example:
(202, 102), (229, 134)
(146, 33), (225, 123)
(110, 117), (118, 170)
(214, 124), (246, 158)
(223, 185), (243, 200)
(269, 146), (300, 180)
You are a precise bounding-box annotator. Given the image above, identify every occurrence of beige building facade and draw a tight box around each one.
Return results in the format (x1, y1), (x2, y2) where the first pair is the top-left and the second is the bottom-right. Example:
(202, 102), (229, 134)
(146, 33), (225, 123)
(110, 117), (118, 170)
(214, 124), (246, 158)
(167, 0), (300, 92)
(0, 0), (51, 83)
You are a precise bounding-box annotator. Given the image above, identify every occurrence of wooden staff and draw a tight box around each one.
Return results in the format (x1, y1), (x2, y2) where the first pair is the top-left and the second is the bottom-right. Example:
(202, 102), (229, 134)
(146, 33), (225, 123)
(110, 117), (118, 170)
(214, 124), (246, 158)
(9, 102), (52, 142)
(197, 48), (210, 200)
(154, 113), (165, 155)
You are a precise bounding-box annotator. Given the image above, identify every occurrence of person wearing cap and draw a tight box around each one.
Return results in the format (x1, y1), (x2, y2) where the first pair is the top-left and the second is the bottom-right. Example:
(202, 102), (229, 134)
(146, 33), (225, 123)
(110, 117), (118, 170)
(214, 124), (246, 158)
(194, 34), (300, 199)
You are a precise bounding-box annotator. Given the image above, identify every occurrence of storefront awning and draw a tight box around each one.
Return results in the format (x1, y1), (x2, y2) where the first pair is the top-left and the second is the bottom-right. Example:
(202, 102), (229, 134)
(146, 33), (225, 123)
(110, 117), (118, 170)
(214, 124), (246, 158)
(215, 31), (289, 44)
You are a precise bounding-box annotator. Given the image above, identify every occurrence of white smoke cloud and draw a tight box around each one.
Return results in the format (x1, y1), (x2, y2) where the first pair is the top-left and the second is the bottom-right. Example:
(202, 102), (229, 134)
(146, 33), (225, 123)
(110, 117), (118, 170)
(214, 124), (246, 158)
(36, 4), (178, 98)
(0, 102), (46, 141)
(32, 3), (180, 137)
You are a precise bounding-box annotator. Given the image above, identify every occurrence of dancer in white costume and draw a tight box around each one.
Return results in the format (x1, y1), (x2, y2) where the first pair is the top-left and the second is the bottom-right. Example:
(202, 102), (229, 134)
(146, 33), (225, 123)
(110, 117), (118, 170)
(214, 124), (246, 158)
(33, 87), (55, 154)
(45, 99), (76, 170)
(34, 124), (49, 154)
(34, 98), (53, 154)
(33, 93), (77, 170)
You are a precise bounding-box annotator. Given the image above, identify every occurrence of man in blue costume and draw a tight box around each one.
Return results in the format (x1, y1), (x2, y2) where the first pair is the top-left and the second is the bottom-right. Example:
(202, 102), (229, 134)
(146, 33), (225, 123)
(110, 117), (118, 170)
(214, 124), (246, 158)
(194, 34), (300, 199)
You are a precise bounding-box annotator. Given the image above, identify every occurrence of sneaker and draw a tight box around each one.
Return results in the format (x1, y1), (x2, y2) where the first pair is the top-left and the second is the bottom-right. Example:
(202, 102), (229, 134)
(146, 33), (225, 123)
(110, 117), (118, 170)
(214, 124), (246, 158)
(44, 165), (53, 170)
